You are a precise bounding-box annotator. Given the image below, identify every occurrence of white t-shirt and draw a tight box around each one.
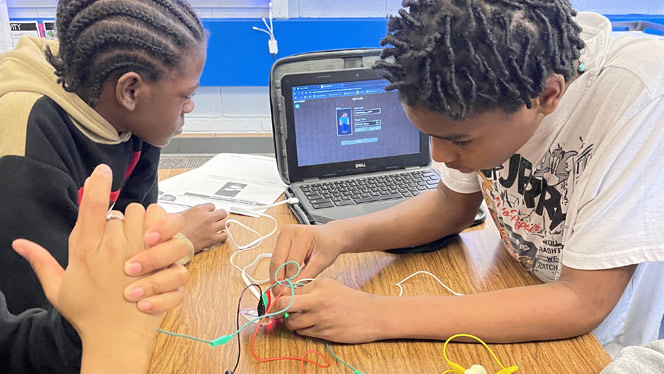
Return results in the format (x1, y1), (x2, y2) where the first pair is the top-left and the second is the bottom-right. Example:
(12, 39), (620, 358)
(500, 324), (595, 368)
(440, 12), (664, 357)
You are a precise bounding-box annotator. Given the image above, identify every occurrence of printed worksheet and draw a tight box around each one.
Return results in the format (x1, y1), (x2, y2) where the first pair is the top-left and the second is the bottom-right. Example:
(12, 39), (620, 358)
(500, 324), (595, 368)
(158, 153), (286, 216)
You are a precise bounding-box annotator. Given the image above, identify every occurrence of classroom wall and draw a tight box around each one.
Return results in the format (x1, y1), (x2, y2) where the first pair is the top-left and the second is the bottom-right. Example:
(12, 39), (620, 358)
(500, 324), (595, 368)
(6, 0), (664, 136)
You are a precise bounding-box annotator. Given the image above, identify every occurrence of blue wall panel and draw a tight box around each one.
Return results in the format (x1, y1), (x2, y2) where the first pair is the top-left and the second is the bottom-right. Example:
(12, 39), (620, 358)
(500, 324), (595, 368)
(10, 15), (663, 86)
(200, 18), (387, 86)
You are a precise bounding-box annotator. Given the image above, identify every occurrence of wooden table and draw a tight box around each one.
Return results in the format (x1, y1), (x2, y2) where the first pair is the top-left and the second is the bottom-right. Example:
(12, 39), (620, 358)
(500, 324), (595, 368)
(148, 169), (611, 374)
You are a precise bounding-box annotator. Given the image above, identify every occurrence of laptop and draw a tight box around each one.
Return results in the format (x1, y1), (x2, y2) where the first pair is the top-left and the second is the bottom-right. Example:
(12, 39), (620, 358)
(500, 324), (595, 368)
(275, 66), (445, 224)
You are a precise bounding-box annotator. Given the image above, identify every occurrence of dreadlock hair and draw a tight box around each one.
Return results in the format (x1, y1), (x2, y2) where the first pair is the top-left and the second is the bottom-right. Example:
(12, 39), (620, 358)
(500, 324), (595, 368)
(375, 0), (585, 121)
(45, 0), (206, 107)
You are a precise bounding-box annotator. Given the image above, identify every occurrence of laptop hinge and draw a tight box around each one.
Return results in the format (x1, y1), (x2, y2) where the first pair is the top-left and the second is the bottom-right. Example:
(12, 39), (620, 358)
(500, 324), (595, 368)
(405, 166), (421, 170)
(302, 177), (320, 183)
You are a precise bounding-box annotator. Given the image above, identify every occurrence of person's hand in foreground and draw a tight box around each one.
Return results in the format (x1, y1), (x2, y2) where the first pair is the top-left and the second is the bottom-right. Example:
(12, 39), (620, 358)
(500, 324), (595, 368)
(12, 164), (190, 374)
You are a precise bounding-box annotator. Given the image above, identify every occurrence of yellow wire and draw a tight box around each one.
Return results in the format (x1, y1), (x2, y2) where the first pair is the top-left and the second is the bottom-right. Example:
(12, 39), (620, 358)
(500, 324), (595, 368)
(442, 333), (516, 374)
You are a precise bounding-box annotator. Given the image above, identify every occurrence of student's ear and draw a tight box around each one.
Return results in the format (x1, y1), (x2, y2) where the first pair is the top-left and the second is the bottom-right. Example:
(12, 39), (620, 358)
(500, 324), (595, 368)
(115, 72), (145, 112)
(533, 73), (566, 116)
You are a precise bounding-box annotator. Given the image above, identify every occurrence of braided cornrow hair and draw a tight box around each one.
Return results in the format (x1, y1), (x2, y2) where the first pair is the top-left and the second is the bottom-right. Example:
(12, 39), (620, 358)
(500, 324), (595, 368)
(45, 0), (205, 107)
(375, 0), (585, 121)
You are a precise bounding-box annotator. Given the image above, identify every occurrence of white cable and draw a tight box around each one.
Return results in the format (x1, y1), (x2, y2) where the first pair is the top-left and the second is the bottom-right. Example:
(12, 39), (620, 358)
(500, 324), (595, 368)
(395, 271), (464, 297)
(252, 26), (272, 38)
(252, 2), (279, 56)
(241, 253), (272, 299)
(268, 1), (274, 34)
(262, 17), (273, 35)
(226, 198), (300, 300)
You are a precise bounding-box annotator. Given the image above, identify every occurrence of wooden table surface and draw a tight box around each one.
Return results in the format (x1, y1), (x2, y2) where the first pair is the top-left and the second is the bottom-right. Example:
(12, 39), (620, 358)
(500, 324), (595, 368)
(148, 169), (611, 374)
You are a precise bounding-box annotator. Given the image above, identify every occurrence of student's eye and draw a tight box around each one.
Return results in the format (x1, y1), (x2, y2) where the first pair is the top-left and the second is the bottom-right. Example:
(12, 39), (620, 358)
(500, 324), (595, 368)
(185, 92), (196, 100)
(451, 140), (471, 146)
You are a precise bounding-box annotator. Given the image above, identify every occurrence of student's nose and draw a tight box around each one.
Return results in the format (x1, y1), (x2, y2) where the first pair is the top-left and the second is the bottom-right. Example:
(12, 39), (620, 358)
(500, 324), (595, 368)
(183, 99), (195, 114)
(430, 139), (457, 163)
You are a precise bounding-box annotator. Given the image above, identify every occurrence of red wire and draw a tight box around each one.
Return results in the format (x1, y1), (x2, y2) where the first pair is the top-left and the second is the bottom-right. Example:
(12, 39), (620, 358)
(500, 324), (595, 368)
(250, 282), (331, 373)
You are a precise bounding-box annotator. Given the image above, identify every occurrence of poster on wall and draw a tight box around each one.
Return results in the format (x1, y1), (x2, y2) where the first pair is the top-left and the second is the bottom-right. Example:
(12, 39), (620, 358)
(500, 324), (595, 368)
(0, 0), (10, 53)
(43, 20), (56, 40)
(9, 21), (39, 48)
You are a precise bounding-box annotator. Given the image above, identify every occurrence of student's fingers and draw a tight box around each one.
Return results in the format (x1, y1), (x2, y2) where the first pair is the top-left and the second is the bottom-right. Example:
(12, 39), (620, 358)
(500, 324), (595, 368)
(270, 242), (290, 285)
(283, 236), (318, 283)
(12, 239), (65, 304)
(144, 208), (185, 247)
(216, 231), (229, 243)
(70, 164), (113, 253)
(274, 292), (317, 315)
(212, 217), (228, 233)
(100, 210), (128, 258)
(283, 311), (317, 331)
(123, 203), (146, 254)
(136, 288), (185, 314)
(292, 325), (325, 340)
(294, 256), (329, 283)
(144, 204), (167, 239)
(211, 208), (228, 221)
(124, 237), (190, 276)
(270, 225), (302, 285)
(195, 203), (216, 212)
(124, 264), (189, 302)
(203, 231), (228, 249)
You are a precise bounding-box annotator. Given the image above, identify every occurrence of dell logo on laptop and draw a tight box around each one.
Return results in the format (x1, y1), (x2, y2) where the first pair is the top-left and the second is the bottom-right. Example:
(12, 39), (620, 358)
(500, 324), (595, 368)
(355, 163), (367, 168)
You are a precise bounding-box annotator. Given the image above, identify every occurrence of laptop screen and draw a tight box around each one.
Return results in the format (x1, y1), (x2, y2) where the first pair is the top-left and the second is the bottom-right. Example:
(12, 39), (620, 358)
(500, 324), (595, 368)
(291, 79), (421, 167)
(281, 68), (430, 181)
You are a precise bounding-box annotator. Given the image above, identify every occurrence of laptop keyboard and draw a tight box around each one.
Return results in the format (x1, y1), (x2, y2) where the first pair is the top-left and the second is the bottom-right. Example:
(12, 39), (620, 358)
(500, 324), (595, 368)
(300, 169), (440, 209)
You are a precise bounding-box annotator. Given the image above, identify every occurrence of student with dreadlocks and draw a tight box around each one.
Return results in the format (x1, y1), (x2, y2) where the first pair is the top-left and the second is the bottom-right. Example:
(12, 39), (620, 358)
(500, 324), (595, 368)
(269, 0), (664, 356)
(0, 0), (228, 314)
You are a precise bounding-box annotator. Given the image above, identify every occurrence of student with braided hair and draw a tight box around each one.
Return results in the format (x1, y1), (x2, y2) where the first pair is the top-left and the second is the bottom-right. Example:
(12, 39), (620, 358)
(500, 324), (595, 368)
(269, 0), (664, 356)
(0, 0), (228, 317)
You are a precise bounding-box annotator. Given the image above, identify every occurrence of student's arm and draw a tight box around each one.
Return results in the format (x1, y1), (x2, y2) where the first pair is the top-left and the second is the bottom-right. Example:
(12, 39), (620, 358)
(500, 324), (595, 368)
(270, 182), (483, 283)
(0, 156), (79, 312)
(331, 183), (482, 252)
(113, 141), (161, 210)
(275, 263), (636, 344)
(0, 295), (81, 374)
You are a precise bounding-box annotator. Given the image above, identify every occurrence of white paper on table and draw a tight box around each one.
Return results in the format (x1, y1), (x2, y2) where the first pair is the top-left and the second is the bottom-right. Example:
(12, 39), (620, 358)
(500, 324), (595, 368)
(158, 153), (287, 216)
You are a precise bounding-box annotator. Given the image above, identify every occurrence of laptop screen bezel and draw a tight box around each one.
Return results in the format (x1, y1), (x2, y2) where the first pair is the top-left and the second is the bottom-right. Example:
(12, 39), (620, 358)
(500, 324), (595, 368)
(281, 68), (430, 182)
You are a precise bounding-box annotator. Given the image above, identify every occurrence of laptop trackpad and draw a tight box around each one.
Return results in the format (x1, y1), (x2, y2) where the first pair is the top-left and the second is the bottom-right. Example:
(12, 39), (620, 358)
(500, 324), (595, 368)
(311, 200), (401, 223)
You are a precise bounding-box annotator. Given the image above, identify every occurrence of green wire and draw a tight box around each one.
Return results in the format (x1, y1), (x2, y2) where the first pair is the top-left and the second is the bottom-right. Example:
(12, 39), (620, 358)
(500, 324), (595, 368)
(158, 261), (303, 347)
(325, 341), (366, 374)
(159, 261), (368, 373)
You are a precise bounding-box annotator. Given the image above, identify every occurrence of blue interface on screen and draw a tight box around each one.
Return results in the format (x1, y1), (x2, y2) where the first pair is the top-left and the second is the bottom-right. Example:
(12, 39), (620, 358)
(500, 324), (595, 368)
(292, 79), (421, 167)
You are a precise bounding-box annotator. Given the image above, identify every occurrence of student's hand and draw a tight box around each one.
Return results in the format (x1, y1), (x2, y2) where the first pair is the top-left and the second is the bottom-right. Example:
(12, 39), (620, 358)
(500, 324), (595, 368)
(275, 278), (384, 344)
(11, 164), (189, 373)
(181, 203), (228, 253)
(121, 203), (190, 312)
(269, 224), (348, 296)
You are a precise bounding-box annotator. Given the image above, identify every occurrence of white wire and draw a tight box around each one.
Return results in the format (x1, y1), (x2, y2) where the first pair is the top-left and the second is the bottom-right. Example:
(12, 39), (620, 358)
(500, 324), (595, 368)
(252, 26), (272, 38)
(225, 199), (299, 300)
(395, 271), (464, 297)
(261, 17), (273, 36)
(268, 3), (274, 37)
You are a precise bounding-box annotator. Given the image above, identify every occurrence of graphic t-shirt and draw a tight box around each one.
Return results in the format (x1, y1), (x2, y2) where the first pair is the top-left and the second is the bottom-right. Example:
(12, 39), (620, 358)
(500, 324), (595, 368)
(440, 13), (664, 356)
